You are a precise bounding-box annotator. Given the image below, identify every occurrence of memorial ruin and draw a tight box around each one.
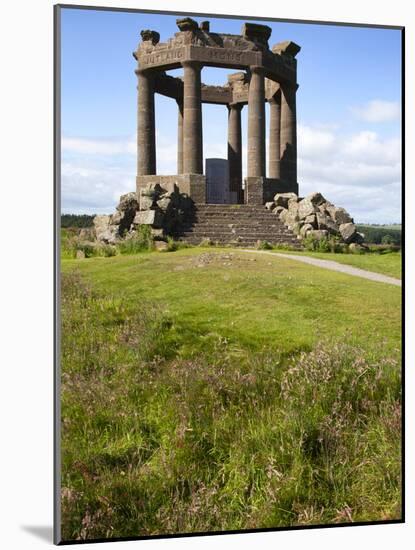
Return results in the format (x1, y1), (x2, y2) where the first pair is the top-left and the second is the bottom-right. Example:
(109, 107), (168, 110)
(94, 18), (362, 249)
(133, 18), (301, 205)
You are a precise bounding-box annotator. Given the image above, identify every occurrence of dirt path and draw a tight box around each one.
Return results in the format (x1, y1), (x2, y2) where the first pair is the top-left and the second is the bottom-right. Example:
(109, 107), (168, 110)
(239, 249), (402, 287)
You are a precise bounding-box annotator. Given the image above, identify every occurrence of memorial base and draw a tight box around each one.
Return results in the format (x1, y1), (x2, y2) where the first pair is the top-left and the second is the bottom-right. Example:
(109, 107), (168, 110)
(137, 174), (207, 204)
(244, 177), (299, 204)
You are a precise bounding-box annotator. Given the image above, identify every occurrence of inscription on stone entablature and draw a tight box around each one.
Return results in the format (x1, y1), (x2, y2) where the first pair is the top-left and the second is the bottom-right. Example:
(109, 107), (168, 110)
(190, 46), (261, 68)
(138, 47), (185, 69)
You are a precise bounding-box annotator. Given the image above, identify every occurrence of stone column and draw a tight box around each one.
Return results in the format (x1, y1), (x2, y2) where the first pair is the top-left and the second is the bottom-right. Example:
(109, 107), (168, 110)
(268, 90), (281, 179)
(176, 98), (184, 174)
(227, 103), (243, 203)
(247, 66), (266, 178)
(280, 82), (297, 186)
(136, 68), (156, 176)
(182, 61), (203, 174)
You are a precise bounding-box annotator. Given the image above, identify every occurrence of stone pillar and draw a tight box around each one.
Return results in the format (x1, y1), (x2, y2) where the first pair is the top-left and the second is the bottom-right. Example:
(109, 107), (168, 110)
(280, 82), (297, 186)
(136, 68), (156, 176)
(247, 66), (266, 178)
(176, 98), (184, 174)
(182, 61), (203, 174)
(227, 103), (243, 203)
(268, 90), (281, 179)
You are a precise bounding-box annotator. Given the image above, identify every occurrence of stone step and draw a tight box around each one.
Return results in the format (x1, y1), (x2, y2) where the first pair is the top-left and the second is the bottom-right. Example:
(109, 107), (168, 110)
(181, 238), (302, 247)
(179, 227), (294, 234)
(181, 221), (288, 227)
(180, 228), (296, 235)
(181, 235), (300, 242)
(175, 204), (301, 248)
(190, 217), (284, 223)
(179, 231), (299, 240)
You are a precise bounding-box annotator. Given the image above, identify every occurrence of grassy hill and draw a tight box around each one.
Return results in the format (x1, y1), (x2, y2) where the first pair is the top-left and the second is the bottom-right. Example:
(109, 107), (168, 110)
(60, 249), (401, 541)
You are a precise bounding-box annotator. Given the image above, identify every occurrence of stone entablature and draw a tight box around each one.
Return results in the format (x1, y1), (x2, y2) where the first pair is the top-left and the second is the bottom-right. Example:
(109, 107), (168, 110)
(134, 17), (301, 204)
(134, 26), (298, 84)
(153, 71), (281, 106)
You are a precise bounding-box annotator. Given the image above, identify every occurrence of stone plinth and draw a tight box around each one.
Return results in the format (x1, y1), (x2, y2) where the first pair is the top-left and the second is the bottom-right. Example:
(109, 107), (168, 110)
(136, 174), (206, 204)
(244, 177), (299, 204)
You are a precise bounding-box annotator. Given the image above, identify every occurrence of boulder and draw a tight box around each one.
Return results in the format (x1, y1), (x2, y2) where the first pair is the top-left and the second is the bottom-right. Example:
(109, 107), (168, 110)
(298, 198), (318, 219)
(279, 209), (288, 223)
(273, 206), (285, 216)
(93, 214), (110, 232)
(292, 221), (305, 235)
(139, 193), (155, 211)
(110, 211), (122, 225)
(354, 232), (365, 244)
(284, 210), (300, 228)
(305, 192), (326, 206)
(274, 192), (298, 208)
(150, 228), (165, 239)
(288, 199), (300, 212)
(318, 204), (330, 216)
(327, 205), (353, 225)
(79, 227), (95, 241)
(300, 223), (313, 237)
(76, 250), (85, 259)
(156, 196), (172, 212)
(139, 183), (165, 210)
(134, 209), (164, 228)
(93, 215), (120, 244)
(154, 240), (169, 251)
(316, 212), (338, 234)
(304, 214), (317, 227)
(339, 222), (357, 244)
(117, 191), (139, 213)
(265, 201), (276, 210)
(110, 191), (139, 234)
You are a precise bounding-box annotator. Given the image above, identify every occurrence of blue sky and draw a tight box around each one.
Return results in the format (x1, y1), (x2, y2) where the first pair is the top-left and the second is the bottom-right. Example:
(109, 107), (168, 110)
(60, 7), (402, 223)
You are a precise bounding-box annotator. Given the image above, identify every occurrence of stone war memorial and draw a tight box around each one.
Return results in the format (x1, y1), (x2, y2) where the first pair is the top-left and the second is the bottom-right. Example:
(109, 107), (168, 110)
(94, 18), (364, 248)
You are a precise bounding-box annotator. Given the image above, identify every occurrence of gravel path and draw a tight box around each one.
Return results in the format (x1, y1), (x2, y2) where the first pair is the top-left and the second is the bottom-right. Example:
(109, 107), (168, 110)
(239, 249), (402, 287)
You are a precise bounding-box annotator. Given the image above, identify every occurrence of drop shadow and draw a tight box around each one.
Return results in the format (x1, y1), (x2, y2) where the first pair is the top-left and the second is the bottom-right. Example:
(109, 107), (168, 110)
(21, 525), (53, 543)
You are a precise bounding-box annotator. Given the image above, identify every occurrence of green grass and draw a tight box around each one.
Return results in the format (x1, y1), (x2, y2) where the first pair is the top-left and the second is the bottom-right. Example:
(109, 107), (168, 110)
(60, 250), (402, 541)
(276, 250), (401, 279)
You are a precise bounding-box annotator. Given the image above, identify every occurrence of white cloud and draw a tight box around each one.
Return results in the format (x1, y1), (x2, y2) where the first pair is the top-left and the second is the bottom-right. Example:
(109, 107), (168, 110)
(61, 160), (135, 214)
(60, 123), (402, 223)
(62, 135), (136, 155)
(350, 99), (400, 123)
(298, 125), (336, 157)
(298, 125), (401, 223)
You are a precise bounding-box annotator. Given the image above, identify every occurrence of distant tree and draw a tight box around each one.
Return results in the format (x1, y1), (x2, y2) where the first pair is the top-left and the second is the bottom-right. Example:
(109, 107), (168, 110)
(381, 234), (394, 245)
(356, 225), (401, 245)
(61, 214), (95, 228)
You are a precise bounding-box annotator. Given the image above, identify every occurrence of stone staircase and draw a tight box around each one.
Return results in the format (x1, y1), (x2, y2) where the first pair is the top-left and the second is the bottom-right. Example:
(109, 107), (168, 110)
(174, 204), (302, 247)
